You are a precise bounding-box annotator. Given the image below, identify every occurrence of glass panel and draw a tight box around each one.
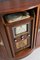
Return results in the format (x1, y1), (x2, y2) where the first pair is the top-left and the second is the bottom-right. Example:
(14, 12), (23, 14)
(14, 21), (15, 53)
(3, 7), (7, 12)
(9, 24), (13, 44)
(16, 24), (27, 35)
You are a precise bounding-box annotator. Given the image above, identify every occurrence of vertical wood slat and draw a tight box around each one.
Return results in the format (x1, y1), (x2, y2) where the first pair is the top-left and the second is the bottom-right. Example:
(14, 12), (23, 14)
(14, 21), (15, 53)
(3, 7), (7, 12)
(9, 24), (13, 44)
(5, 26), (16, 57)
(34, 5), (40, 48)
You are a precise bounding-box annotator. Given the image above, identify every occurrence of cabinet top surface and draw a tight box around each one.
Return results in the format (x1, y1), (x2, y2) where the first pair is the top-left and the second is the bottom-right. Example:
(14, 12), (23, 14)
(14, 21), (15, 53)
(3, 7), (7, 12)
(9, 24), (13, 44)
(0, 0), (40, 2)
(0, 0), (40, 14)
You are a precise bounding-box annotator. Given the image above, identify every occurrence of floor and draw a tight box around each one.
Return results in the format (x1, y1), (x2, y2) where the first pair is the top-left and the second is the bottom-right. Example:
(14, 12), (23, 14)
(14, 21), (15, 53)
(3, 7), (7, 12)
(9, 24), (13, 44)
(21, 47), (40, 60)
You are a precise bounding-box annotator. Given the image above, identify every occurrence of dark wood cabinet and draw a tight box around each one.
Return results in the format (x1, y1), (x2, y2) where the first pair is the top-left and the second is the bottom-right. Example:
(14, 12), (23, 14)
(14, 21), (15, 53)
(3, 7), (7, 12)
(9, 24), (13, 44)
(0, 0), (40, 60)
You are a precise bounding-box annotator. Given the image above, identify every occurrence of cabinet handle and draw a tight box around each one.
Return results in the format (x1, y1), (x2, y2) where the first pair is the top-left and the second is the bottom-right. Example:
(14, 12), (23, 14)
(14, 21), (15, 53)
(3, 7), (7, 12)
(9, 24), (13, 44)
(0, 40), (4, 46)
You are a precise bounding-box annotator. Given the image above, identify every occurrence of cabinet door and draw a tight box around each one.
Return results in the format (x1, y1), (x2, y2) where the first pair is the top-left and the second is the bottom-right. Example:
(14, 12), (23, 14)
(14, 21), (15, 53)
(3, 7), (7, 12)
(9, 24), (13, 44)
(0, 24), (12, 58)
(36, 11), (40, 47)
(0, 32), (8, 58)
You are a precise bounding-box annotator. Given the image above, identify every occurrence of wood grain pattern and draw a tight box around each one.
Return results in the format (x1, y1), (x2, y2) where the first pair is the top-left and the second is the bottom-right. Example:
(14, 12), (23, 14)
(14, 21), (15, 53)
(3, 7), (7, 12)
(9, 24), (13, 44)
(0, 19), (12, 58)
(0, 0), (40, 14)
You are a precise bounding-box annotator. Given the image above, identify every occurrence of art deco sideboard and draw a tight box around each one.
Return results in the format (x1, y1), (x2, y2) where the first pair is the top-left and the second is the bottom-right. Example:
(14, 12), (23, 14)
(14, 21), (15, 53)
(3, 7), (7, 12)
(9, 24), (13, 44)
(0, 0), (40, 60)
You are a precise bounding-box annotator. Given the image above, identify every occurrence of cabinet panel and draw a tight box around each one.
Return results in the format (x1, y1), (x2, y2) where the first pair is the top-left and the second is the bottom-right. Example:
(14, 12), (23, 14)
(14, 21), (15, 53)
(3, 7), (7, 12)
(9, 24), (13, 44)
(36, 31), (40, 47)
(0, 21), (12, 58)
(0, 33), (8, 58)
(36, 11), (40, 47)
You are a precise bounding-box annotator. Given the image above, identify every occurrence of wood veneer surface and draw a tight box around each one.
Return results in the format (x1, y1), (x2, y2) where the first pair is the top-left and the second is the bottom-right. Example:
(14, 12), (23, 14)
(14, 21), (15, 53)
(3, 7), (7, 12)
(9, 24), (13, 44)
(16, 48), (32, 59)
(0, 45), (8, 58)
(0, 0), (40, 14)
(36, 32), (40, 47)
(36, 10), (40, 47)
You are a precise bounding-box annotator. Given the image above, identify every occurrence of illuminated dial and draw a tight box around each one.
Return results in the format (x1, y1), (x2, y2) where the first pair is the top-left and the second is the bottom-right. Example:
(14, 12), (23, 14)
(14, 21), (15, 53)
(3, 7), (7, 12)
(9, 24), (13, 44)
(16, 24), (26, 34)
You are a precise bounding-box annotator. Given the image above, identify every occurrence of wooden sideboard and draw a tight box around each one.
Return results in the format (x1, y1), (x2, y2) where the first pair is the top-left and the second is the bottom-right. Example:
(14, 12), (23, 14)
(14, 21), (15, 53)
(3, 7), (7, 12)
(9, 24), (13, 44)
(0, 0), (40, 60)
